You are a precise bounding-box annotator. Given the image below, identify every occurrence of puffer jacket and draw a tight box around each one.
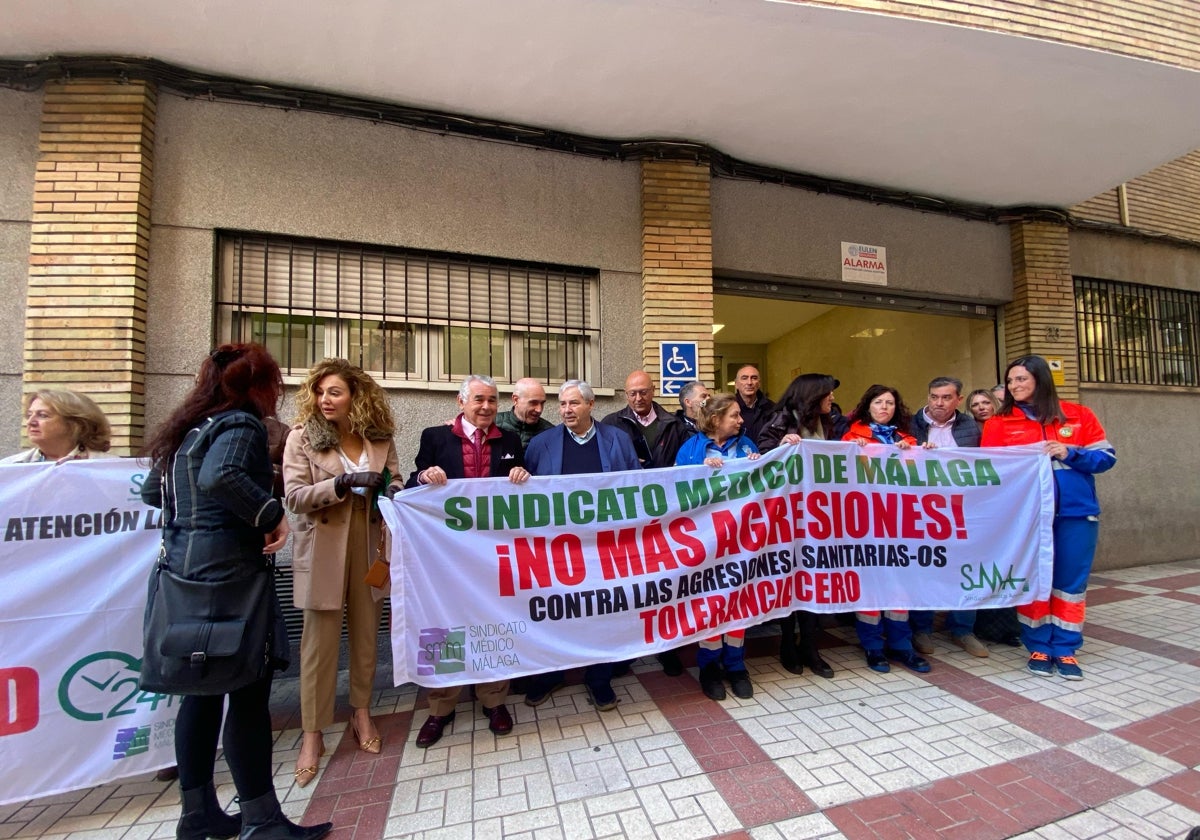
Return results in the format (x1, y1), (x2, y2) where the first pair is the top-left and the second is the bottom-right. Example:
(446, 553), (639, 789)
(675, 431), (759, 465)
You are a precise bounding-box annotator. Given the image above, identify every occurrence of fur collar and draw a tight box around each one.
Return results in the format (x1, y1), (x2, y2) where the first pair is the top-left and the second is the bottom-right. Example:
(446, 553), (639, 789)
(302, 417), (391, 452)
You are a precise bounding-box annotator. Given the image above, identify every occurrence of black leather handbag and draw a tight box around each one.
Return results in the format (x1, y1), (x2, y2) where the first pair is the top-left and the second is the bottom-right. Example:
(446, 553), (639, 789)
(139, 550), (287, 696)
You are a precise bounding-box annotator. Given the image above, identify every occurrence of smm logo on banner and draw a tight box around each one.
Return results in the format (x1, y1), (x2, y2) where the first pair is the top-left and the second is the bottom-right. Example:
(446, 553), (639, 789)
(417, 626), (466, 675)
(113, 725), (151, 760)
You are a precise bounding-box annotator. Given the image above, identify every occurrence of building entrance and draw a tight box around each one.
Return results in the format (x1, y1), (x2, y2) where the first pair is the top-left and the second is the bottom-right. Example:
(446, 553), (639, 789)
(713, 281), (999, 414)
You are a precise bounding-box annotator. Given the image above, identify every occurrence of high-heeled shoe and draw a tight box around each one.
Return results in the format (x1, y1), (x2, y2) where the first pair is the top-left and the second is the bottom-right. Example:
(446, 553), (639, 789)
(293, 741), (325, 788)
(351, 718), (382, 754)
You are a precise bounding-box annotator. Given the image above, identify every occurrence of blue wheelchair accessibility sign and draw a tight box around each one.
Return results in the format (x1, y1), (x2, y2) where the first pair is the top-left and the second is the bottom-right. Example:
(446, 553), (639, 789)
(659, 341), (698, 396)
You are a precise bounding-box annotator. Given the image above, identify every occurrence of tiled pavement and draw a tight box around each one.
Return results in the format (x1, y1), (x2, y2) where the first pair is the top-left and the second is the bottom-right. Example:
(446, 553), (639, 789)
(7, 559), (1200, 840)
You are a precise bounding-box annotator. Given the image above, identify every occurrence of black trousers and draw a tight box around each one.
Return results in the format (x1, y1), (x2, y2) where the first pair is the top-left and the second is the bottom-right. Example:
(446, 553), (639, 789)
(175, 674), (274, 800)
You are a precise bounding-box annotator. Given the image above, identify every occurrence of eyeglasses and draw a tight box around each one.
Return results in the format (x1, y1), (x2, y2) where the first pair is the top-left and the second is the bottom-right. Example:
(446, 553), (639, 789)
(626, 389), (652, 397)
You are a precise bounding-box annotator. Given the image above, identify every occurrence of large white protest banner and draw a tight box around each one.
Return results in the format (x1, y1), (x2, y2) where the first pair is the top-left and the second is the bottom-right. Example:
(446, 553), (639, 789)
(0, 459), (173, 806)
(0, 444), (1054, 803)
(382, 442), (1054, 688)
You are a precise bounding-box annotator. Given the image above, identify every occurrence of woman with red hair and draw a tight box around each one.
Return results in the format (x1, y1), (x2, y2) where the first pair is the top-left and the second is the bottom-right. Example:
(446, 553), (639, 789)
(142, 344), (331, 840)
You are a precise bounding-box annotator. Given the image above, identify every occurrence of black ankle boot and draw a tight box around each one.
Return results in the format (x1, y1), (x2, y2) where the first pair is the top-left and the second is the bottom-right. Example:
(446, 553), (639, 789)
(777, 613), (803, 674)
(178, 783), (241, 840)
(797, 611), (835, 678)
(698, 663), (726, 700)
(238, 791), (332, 840)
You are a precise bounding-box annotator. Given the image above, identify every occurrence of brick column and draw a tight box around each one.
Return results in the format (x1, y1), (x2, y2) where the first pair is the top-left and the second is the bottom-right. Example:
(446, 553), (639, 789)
(640, 159), (714, 385)
(1004, 220), (1079, 402)
(26, 80), (156, 454)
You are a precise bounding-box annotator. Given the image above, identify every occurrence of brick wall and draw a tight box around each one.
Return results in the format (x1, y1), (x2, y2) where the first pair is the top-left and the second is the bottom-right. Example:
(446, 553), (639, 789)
(1072, 150), (1200, 244)
(793, 1), (1200, 71)
(1005, 221), (1079, 401)
(641, 160), (714, 385)
(1071, 188), (1122, 227)
(25, 80), (156, 454)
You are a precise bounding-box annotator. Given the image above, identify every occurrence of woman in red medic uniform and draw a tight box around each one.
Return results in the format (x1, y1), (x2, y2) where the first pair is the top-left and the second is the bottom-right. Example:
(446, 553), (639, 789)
(981, 355), (1116, 680)
(842, 384), (932, 675)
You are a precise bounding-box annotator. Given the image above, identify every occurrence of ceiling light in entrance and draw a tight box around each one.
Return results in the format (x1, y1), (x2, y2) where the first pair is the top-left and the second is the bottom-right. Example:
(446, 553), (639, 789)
(850, 327), (895, 339)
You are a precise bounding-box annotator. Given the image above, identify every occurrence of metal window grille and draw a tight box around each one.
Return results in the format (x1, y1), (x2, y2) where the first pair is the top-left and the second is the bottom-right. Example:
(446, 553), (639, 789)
(1075, 277), (1200, 386)
(216, 232), (600, 383)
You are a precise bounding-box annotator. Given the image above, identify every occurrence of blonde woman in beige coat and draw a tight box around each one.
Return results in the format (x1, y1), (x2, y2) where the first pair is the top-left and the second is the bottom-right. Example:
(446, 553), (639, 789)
(283, 359), (402, 788)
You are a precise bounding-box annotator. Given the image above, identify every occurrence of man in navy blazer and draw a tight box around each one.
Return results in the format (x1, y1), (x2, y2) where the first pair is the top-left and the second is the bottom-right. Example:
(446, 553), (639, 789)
(523, 380), (639, 712)
(525, 382), (640, 476)
(405, 374), (530, 748)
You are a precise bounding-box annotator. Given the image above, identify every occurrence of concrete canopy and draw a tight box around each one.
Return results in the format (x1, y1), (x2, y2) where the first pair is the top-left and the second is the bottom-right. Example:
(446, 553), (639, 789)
(4, 0), (1200, 208)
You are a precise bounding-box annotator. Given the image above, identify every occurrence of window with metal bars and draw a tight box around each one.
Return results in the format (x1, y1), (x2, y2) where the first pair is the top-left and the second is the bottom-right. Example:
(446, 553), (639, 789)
(216, 232), (600, 384)
(1075, 277), (1200, 386)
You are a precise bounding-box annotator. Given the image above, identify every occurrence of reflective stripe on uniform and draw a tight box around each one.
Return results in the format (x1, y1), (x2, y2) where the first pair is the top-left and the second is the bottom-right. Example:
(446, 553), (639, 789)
(1048, 615), (1085, 632)
(1049, 588), (1085, 628)
(1017, 612), (1052, 628)
(1017, 599), (1050, 624)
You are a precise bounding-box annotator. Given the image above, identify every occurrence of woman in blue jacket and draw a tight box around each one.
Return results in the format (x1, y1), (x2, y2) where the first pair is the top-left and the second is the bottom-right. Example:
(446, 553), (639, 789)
(675, 393), (760, 700)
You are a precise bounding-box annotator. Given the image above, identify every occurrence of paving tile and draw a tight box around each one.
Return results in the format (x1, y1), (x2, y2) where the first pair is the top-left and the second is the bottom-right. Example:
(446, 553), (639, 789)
(1085, 586), (1148, 606)
(709, 763), (816, 826)
(748, 813), (846, 839)
(1150, 768), (1200, 814)
(19, 558), (1200, 840)
(1093, 789), (1200, 838)
(1012, 748), (1140, 807)
(1111, 698), (1200, 769)
(1067, 732), (1186, 786)
(1086, 624), (1200, 664)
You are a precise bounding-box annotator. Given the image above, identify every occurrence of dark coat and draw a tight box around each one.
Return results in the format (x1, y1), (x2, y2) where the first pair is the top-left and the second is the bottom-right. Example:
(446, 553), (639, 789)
(405, 421), (525, 487)
(142, 410), (284, 580)
(600, 402), (684, 469)
(757, 407), (850, 452)
(910, 409), (982, 447)
(735, 391), (776, 445)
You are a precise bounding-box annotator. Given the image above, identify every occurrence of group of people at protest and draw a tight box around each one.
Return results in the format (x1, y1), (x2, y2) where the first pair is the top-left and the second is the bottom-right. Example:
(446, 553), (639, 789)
(3, 346), (1114, 840)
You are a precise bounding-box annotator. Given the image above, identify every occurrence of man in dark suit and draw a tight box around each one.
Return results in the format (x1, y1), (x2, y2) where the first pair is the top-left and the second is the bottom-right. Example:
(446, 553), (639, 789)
(405, 374), (529, 748)
(523, 380), (639, 712)
(908, 375), (987, 658)
(734, 365), (775, 444)
(601, 370), (685, 469)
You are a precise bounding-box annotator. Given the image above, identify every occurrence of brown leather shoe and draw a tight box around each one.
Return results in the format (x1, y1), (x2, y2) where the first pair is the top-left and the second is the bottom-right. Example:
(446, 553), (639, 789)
(415, 711), (455, 748)
(482, 704), (513, 734)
